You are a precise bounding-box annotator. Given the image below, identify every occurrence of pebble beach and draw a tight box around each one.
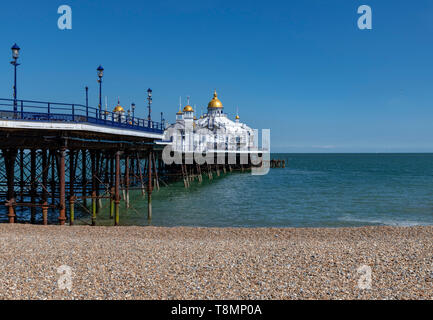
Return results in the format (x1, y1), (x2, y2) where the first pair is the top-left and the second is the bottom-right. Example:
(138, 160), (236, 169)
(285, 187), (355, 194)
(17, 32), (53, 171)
(0, 224), (431, 300)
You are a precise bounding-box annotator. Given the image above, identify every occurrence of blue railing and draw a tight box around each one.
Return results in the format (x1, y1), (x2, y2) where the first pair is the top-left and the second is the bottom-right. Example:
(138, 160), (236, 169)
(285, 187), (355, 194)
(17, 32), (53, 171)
(0, 98), (164, 134)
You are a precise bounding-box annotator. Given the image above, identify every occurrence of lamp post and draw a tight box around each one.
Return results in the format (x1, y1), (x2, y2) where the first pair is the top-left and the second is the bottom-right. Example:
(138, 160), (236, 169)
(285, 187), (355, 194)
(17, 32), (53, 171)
(147, 88), (152, 127)
(161, 112), (164, 129)
(10, 44), (21, 116)
(131, 103), (136, 124)
(97, 65), (104, 117)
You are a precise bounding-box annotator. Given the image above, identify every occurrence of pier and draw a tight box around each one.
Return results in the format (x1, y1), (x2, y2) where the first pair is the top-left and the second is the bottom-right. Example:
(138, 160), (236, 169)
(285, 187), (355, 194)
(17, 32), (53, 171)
(0, 97), (166, 225)
(0, 98), (257, 225)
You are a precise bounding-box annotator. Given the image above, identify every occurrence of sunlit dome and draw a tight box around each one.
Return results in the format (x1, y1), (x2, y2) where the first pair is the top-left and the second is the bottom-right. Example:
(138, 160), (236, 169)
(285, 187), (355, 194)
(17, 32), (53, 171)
(208, 90), (223, 109)
(183, 105), (194, 112)
(113, 101), (125, 113)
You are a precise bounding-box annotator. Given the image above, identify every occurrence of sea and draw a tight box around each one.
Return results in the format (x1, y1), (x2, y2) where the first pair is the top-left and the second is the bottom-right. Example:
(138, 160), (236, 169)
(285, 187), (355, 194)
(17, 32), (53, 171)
(93, 153), (433, 228)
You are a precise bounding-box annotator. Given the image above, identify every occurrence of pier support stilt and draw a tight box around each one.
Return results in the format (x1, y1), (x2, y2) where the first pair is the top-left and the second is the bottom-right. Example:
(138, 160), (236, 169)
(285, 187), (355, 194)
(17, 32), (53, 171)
(125, 154), (130, 208)
(42, 202), (48, 226)
(110, 154), (114, 219)
(41, 149), (48, 225)
(58, 145), (66, 226)
(115, 151), (121, 226)
(110, 187), (115, 219)
(30, 149), (36, 224)
(91, 151), (97, 226)
(152, 152), (160, 191)
(147, 150), (153, 221)
(81, 149), (87, 208)
(69, 150), (76, 226)
(137, 153), (146, 197)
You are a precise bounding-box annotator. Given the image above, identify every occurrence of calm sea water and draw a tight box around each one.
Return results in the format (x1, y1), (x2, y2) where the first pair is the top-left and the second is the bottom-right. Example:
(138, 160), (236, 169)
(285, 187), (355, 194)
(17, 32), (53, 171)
(92, 153), (433, 228)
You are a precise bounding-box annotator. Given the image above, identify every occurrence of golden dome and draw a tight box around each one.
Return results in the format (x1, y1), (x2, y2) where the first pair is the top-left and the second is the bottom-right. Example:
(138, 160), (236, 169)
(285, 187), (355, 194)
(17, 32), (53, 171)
(113, 104), (125, 113)
(235, 115), (240, 120)
(208, 90), (223, 109)
(183, 105), (194, 112)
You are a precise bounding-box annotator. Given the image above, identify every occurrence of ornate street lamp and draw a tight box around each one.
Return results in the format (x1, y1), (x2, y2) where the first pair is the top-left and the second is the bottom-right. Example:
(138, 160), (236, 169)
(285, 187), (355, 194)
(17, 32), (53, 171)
(147, 88), (152, 127)
(131, 103), (136, 124)
(97, 65), (104, 116)
(10, 44), (21, 115)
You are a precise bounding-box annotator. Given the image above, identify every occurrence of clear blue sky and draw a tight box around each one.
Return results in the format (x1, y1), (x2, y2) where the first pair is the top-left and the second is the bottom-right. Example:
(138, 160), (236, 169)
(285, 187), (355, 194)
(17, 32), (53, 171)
(1, 0), (432, 152)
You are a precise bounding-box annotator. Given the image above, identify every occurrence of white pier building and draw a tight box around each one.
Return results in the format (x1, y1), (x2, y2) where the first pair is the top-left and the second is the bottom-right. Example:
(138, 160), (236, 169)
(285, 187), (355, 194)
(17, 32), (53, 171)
(163, 91), (256, 153)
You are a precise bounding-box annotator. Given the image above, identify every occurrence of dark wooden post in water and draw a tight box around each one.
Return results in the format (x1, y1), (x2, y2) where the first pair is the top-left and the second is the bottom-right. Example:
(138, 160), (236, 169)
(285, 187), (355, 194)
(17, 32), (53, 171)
(58, 146), (66, 226)
(30, 149), (37, 224)
(147, 150), (153, 221)
(51, 151), (56, 205)
(110, 154), (114, 219)
(69, 150), (75, 226)
(152, 152), (160, 191)
(95, 151), (101, 214)
(137, 153), (146, 197)
(114, 151), (121, 226)
(125, 154), (130, 209)
(81, 149), (87, 208)
(90, 151), (97, 226)
(41, 149), (48, 225)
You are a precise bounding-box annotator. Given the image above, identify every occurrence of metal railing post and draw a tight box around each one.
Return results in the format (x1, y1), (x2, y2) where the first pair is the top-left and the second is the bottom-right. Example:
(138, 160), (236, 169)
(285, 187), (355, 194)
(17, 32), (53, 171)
(47, 103), (51, 120)
(72, 104), (75, 121)
(20, 100), (23, 119)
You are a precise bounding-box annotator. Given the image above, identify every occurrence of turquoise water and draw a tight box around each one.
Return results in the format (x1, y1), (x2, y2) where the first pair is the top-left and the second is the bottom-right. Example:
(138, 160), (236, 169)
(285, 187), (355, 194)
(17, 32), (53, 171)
(93, 153), (433, 228)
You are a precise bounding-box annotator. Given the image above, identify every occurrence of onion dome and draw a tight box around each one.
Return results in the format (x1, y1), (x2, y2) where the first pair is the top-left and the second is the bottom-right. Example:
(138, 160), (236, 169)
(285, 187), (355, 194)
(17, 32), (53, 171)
(235, 115), (240, 120)
(183, 105), (194, 112)
(113, 100), (125, 113)
(208, 90), (223, 109)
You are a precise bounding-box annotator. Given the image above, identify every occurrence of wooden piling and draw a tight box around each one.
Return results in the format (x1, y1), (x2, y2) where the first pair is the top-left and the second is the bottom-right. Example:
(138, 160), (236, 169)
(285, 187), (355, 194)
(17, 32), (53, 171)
(115, 151), (121, 226)
(147, 150), (153, 221)
(152, 152), (160, 191)
(30, 149), (36, 224)
(69, 150), (75, 226)
(137, 153), (146, 197)
(125, 154), (130, 208)
(41, 149), (48, 225)
(81, 149), (87, 208)
(110, 154), (114, 219)
(58, 146), (66, 226)
(91, 151), (97, 226)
